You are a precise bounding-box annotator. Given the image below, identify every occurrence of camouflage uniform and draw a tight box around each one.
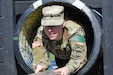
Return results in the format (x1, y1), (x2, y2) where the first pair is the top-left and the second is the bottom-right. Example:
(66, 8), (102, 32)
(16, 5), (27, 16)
(32, 20), (87, 74)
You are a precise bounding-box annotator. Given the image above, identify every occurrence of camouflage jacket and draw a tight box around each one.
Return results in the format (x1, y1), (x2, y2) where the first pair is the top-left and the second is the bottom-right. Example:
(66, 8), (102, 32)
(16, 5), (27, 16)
(32, 20), (87, 74)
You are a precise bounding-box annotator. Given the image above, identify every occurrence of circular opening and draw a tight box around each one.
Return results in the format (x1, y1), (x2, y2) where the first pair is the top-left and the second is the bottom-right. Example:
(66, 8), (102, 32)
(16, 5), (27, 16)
(14, 1), (101, 74)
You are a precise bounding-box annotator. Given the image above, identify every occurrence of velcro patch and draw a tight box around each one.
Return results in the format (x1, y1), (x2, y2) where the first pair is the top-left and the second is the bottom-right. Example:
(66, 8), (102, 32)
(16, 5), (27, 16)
(74, 34), (85, 42)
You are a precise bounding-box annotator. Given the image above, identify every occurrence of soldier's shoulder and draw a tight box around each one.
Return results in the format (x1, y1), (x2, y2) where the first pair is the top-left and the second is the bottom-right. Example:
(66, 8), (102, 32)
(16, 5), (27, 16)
(35, 26), (44, 39)
(65, 20), (81, 35)
(65, 20), (80, 27)
(37, 26), (43, 33)
(65, 20), (85, 36)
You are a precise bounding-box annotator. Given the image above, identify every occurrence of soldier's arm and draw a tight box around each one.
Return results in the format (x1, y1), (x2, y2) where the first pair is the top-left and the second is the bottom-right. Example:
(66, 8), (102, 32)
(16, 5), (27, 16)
(31, 27), (50, 72)
(65, 28), (87, 74)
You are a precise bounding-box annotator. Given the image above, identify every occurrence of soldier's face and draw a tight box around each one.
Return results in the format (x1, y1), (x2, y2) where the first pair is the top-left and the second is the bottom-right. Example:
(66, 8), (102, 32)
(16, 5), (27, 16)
(44, 25), (64, 40)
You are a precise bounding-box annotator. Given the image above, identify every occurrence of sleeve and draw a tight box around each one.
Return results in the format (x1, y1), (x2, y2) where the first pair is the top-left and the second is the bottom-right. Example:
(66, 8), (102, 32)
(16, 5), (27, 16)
(65, 27), (87, 74)
(31, 26), (50, 71)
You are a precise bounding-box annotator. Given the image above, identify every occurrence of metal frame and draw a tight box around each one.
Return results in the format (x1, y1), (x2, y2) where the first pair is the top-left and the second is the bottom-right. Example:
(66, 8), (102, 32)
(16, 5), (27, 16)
(0, 0), (17, 75)
(102, 0), (113, 75)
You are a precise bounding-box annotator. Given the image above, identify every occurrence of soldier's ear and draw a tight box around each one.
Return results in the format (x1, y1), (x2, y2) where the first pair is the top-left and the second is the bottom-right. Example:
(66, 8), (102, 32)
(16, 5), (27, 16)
(62, 21), (66, 27)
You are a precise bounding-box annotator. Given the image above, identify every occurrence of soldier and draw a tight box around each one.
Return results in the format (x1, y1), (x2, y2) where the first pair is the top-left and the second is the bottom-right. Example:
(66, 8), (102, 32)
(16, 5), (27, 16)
(31, 5), (87, 75)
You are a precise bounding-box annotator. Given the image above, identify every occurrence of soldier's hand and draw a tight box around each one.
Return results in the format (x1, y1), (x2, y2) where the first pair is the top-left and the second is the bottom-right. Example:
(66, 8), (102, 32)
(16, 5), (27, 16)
(54, 66), (69, 75)
(35, 65), (45, 73)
